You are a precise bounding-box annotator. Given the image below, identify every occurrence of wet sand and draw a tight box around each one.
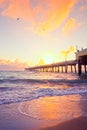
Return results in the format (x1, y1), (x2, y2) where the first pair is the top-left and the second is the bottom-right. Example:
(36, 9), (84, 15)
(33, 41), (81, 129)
(0, 95), (87, 130)
(0, 102), (46, 130)
(38, 116), (87, 130)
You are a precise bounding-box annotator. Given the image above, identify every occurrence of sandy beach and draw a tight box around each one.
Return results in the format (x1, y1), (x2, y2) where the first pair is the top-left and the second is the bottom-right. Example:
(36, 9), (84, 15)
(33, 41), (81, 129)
(0, 102), (87, 130)
(0, 102), (45, 130)
(0, 95), (87, 130)
(38, 116), (87, 130)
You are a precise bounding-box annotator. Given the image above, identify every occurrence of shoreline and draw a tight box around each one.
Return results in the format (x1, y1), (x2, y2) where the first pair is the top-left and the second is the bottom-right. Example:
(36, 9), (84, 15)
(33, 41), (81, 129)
(0, 94), (87, 130)
(0, 102), (45, 130)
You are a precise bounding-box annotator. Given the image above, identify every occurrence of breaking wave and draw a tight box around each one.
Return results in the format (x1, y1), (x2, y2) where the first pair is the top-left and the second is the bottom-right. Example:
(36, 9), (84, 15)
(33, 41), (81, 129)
(0, 85), (87, 105)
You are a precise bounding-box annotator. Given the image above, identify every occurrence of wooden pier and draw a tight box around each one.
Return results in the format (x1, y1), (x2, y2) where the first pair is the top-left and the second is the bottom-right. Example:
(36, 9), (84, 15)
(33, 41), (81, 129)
(25, 48), (87, 75)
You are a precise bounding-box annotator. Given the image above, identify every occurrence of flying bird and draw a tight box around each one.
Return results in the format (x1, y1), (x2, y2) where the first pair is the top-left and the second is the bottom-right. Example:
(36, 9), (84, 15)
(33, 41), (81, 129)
(17, 17), (19, 20)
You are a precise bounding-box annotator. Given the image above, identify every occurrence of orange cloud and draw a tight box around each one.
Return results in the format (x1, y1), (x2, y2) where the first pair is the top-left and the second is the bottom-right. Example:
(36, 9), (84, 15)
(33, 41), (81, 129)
(39, 59), (45, 65)
(0, 0), (5, 6)
(2, 0), (32, 20)
(1, 0), (77, 34)
(37, 0), (78, 35)
(0, 58), (28, 70)
(61, 46), (76, 59)
(62, 18), (81, 35)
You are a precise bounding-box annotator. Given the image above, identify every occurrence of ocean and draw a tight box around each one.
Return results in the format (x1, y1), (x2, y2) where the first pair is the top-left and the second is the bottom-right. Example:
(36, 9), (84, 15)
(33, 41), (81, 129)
(0, 71), (87, 105)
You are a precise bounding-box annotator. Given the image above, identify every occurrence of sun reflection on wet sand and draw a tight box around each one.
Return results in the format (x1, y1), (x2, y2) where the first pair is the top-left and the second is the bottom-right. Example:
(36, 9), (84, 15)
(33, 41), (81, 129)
(18, 95), (84, 122)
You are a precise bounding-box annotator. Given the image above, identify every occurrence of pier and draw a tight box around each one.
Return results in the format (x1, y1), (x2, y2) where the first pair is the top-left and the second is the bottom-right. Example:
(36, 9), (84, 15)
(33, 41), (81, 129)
(25, 48), (87, 75)
(76, 48), (87, 75)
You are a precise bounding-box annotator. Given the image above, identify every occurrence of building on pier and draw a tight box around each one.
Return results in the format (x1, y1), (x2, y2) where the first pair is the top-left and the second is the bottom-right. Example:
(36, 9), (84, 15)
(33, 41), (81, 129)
(75, 48), (87, 75)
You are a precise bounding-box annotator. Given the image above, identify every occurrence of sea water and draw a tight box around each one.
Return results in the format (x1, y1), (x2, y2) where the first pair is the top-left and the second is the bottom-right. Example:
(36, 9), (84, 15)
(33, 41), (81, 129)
(0, 70), (87, 105)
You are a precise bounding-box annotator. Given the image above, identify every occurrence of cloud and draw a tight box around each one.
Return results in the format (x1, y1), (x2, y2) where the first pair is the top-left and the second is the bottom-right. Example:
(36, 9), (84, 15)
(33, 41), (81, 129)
(39, 59), (45, 65)
(1, 0), (77, 34)
(0, 58), (28, 70)
(1, 0), (32, 20)
(61, 46), (76, 59)
(0, 0), (5, 6)
(36, 0), (78, 35)
(80, 5), (87, 11)
(62, 18), (81, 35)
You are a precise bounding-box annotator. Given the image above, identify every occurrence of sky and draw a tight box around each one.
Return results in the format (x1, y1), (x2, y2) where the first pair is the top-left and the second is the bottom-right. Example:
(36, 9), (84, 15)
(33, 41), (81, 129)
(0, 0), (87, 70)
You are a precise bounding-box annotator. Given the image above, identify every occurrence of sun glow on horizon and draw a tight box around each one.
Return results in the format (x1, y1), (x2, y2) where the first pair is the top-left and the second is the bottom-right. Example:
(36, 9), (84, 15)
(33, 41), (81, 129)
(41, 53), (54, 65)
(39, 48), (76, 66)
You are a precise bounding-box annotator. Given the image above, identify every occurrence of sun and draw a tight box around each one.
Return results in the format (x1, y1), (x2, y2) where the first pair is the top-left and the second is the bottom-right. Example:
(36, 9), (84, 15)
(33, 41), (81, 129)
(43, 54), (54, 64)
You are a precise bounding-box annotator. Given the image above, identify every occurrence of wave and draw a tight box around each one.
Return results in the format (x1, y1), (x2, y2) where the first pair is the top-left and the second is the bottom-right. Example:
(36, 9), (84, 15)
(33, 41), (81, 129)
(0, 78), (87, 85)
(0, 78), (47, 84)
(0, 86), (87, 105)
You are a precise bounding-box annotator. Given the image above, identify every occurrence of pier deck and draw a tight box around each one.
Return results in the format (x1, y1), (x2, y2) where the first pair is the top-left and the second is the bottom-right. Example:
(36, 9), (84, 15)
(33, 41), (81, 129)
(25, 48), (87, 75)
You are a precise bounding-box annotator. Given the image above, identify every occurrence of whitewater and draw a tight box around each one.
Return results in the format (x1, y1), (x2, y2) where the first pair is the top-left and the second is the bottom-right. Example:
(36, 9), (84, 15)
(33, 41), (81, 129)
(0, 71), (87, 105)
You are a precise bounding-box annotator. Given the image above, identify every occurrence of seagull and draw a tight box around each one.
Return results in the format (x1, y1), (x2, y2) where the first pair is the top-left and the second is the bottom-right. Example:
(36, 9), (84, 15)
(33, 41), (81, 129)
(17, 17), (19, 20)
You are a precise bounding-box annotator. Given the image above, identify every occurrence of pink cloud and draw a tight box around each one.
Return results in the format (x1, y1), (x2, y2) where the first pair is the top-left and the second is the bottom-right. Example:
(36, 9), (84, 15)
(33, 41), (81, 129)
(80, 5), (87, 11)
(0, 58), (28, 70)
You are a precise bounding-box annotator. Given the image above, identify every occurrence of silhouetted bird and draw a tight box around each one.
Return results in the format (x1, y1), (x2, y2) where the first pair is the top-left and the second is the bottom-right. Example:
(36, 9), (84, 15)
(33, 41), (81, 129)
(17, 18), (19, 20)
